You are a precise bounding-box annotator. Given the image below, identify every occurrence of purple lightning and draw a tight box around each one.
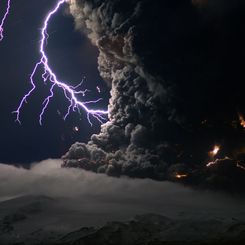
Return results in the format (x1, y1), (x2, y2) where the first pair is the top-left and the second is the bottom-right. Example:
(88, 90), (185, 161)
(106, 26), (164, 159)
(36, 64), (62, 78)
(13, 0), (108, 126)
(0, 0), (11, 41)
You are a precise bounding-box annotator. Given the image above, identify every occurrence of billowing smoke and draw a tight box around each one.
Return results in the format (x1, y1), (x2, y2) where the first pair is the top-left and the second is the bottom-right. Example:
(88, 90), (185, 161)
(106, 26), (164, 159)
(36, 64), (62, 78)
(64, 0), (177, 180)
(63, 0), (245, 191)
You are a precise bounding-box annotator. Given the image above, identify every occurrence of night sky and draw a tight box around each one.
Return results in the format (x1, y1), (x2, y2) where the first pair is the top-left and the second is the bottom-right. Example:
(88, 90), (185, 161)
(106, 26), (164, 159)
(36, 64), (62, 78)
(0, 0), (109, 164)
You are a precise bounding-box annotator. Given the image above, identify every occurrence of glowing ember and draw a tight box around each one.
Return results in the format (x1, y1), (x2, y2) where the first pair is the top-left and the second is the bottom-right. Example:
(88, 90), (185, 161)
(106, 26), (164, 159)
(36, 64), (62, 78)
(73, 126), (79, 132)
(209, 145), (220, 158)
(238, 113), (245, 128)
(175, 173), (188, 179)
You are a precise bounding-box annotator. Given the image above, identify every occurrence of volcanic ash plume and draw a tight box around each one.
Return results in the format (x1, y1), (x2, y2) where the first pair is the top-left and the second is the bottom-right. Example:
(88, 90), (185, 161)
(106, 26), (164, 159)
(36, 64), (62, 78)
(63, 0), (179, 179)
(63, 0), (245, 190)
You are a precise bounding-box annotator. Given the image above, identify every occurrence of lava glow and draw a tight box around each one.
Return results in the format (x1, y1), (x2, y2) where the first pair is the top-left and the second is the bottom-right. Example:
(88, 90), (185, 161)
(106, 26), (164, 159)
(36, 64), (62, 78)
(175, 173), (188, 179)
(13, 0), (108, 126)
(238, 113), (245, 128)
(208, 145), (220, 158)
(0, 0), (11, 41)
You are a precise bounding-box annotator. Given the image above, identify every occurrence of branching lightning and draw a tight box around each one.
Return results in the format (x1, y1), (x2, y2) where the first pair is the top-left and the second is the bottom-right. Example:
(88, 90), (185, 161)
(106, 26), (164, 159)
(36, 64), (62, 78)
(0, 0), (11, 41)
(13, 0), (108, 126)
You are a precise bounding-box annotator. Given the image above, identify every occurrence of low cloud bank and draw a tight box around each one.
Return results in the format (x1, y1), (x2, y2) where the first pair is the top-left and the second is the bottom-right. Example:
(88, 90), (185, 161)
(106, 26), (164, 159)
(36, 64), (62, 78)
(0, 159), (244, 220)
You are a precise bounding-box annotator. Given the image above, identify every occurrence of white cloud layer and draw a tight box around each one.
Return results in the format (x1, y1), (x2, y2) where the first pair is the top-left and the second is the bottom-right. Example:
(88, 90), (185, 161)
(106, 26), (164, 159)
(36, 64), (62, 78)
(0, 159), (245, 223)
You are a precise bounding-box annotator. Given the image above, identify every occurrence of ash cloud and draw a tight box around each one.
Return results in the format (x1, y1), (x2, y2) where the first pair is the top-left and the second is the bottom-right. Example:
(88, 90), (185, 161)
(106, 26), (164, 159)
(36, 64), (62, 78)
(63, 0), (245, 190)
(65, 0), (177, 180)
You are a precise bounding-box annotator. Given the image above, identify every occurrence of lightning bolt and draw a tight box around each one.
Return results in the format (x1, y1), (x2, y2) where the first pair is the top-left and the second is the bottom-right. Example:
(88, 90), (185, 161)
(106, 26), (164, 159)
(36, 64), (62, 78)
(13, 0), (108, 126)
(0, 0), (11, 42)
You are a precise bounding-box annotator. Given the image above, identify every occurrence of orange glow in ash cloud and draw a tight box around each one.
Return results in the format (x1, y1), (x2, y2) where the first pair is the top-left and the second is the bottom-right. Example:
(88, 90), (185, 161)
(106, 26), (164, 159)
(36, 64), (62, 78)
(175, 173), (188, 179)
(238, 113), (245, 128)
(209, 145), (220, 158)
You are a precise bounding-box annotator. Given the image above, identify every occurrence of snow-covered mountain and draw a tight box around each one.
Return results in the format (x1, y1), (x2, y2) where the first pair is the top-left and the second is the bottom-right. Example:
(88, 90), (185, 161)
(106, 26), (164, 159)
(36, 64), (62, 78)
(0, 195), (245, 245)
(60, 214), (245, 245)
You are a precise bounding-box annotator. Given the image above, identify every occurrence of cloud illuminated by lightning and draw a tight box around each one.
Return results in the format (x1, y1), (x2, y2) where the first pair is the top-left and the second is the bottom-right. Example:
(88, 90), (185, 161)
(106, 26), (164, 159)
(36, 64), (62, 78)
(0, 0), (11, 41)
(13, 0), (108, 126)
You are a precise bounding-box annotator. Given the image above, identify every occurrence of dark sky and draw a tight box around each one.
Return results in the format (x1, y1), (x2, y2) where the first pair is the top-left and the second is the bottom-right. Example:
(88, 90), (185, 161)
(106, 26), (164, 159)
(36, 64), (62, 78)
(1, 0), (245, 172)
(0, 0), (109, 164)
(0, 0), (244, 193)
